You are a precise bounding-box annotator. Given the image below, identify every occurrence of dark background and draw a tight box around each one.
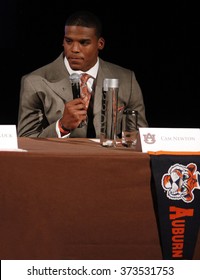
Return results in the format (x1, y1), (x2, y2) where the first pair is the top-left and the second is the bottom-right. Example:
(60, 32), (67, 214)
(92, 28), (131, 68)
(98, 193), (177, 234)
(1, 0), (199, 128)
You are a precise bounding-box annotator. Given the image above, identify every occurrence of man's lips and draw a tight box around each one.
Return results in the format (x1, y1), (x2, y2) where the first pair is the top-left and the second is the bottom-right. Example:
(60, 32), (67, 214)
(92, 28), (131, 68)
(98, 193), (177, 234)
(69, 57), (82, 61)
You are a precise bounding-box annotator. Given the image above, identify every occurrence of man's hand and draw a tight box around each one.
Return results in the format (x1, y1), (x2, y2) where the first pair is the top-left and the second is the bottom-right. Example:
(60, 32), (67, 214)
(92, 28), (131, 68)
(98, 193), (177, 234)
(61, 98), (87, 130)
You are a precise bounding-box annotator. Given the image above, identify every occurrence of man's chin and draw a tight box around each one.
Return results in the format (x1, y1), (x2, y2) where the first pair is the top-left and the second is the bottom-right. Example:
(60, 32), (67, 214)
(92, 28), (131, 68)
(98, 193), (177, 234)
(71, 66), (81, 71)
(69, 60), (83, 70)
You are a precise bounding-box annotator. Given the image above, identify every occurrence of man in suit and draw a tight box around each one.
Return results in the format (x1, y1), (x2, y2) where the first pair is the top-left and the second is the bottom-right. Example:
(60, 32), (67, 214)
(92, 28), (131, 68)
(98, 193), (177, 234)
(17, 10), (148, 138)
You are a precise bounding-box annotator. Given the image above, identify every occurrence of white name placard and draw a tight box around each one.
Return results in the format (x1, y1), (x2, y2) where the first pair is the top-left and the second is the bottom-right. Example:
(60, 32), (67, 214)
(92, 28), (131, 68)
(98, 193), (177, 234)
(139, 127), (200, 153)
(0, 125), (19, 150)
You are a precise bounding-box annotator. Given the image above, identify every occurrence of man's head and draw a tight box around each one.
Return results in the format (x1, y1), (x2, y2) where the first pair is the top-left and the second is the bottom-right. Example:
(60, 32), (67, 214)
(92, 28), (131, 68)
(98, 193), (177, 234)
(63, 10), (105, 72)
(65, 10), (103, 38)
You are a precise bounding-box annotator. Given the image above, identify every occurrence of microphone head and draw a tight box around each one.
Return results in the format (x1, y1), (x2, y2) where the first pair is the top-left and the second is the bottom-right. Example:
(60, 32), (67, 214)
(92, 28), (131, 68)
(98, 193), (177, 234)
(69, 73), (80, 84)
(69, 73), (81, 99)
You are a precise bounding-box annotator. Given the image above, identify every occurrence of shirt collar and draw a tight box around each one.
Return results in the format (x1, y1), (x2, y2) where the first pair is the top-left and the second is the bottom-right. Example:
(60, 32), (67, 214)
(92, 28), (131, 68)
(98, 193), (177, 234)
(64, 56), (99, 79)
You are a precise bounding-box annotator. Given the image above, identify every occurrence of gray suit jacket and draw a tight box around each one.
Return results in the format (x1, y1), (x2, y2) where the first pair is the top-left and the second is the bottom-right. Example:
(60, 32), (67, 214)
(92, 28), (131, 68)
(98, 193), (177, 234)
(17, 52), (148, 137)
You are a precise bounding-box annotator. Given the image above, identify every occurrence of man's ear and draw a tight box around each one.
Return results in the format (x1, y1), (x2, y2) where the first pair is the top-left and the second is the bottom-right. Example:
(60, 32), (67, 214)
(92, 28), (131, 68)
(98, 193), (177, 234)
(98, 37), (105, 50)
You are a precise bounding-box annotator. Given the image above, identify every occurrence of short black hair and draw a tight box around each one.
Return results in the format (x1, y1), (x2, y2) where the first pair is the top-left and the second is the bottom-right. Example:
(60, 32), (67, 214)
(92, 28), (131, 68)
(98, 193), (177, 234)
(65, 10), (102, 38)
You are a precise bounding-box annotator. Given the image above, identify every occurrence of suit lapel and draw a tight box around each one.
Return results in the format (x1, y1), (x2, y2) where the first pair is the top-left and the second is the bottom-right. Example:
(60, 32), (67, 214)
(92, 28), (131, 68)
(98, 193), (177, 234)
(41, 76), (72, 103)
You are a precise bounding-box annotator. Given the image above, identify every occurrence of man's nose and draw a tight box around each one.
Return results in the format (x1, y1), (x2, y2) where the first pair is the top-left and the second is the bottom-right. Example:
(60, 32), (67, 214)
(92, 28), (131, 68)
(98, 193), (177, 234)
(71, 42), (80, 52)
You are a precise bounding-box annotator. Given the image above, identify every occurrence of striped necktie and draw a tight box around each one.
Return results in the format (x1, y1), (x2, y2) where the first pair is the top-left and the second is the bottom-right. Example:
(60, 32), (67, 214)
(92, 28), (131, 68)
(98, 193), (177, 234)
(80, 73), (96, 138)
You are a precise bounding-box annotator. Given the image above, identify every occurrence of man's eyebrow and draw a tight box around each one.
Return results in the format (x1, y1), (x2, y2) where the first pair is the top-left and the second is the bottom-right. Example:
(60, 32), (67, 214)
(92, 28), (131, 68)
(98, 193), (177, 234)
(79, 38), (91, 41)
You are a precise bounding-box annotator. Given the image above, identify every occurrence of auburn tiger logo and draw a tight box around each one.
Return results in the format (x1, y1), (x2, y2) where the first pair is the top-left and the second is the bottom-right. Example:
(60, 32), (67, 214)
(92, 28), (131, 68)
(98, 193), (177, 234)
(161, 163), (200, 203)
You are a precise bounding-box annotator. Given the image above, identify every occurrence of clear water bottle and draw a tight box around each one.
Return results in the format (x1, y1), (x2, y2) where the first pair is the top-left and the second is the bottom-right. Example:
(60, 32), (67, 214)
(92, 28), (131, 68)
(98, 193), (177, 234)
(100, 78), (119, 147)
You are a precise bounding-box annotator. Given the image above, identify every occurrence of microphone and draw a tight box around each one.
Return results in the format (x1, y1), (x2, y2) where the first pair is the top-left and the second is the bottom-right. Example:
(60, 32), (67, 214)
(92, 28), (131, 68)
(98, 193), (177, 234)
(69, 73), (86, 128)
(69, 73), (81, 99)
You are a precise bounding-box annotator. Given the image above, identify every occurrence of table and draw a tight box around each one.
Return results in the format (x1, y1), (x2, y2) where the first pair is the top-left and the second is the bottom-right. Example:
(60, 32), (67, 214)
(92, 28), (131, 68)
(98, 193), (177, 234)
(0, 138), (199, 259)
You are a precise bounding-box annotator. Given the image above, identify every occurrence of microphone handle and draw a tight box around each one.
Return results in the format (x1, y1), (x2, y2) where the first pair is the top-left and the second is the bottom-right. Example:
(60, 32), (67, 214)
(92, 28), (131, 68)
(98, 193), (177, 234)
(71, 82), (86, 128)
(72, 83), (81, 99)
